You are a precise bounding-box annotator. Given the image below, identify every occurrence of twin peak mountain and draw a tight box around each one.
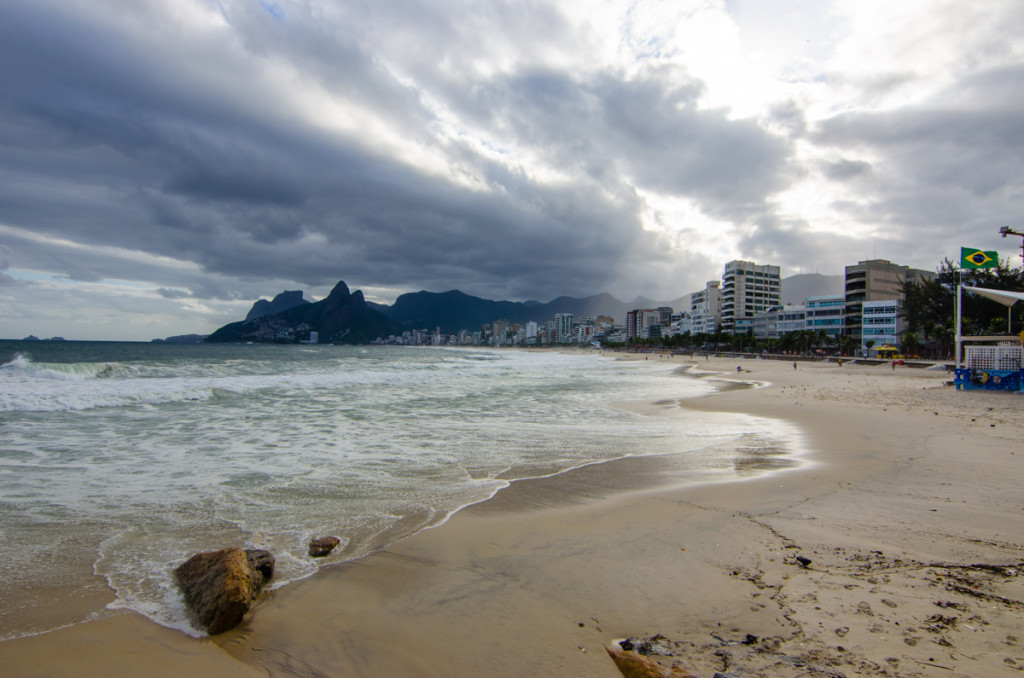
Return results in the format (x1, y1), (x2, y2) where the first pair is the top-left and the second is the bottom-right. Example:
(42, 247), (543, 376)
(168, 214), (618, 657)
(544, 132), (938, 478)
(206, 281), (669, 344)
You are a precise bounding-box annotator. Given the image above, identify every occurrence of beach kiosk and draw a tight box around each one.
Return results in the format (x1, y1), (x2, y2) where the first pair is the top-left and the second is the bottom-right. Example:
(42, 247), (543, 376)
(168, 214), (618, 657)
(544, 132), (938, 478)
(874, 344), (899, 359)
(953, 286), (1024, 391)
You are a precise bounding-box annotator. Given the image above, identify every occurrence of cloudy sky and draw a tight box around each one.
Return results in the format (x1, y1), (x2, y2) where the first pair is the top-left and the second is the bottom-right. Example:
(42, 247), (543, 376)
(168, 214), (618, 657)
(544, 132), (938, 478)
(2, 0), (1023, 340)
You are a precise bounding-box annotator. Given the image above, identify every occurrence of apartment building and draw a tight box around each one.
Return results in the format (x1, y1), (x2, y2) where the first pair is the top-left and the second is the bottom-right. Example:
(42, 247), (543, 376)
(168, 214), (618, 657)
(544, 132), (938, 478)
(554, 313), (574, 344)
(626, 308), (668, 339)
(721, 260), (781, 334)
(689, 281), (721, 335)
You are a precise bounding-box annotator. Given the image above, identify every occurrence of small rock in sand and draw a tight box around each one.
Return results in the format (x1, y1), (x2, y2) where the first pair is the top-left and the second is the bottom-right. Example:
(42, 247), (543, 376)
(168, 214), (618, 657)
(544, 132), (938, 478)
(606, 647), (696, 678)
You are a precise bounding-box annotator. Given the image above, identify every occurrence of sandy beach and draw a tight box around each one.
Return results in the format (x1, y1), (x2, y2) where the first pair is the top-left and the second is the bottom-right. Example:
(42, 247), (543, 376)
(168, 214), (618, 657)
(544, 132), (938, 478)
(2, 354), (1022, 677)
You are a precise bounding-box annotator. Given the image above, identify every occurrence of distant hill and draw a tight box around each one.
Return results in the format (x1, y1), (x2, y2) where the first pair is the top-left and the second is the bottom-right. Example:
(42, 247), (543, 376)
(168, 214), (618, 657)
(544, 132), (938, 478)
(245, 290), (309, 321)
(207, 281), (397, 344)
(781, 273), (844, 305)
(152, 334), (207, 344)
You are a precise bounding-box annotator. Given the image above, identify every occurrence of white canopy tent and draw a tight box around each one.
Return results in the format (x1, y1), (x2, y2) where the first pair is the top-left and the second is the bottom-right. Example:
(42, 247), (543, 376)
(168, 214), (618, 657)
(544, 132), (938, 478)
(962, 286), (1024, 306)
(956, 286), (1024, 369)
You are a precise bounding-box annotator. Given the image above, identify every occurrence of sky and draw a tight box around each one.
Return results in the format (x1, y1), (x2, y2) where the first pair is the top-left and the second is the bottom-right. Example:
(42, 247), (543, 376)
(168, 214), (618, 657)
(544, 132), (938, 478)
(2, 0), (1023, 341)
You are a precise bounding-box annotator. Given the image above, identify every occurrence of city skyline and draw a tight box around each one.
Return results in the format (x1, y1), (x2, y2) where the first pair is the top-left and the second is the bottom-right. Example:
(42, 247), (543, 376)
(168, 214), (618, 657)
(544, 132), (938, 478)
(2, 1), (1023, 340)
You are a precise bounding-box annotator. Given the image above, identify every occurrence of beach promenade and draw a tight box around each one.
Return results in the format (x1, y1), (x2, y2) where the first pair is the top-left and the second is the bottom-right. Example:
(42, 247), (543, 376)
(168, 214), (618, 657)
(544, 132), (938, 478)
(2, 355), (1021, 677)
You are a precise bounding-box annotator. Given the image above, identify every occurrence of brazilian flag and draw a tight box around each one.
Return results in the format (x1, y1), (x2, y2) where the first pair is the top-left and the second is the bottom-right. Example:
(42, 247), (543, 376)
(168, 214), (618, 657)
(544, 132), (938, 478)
(961, 247), (998, 269)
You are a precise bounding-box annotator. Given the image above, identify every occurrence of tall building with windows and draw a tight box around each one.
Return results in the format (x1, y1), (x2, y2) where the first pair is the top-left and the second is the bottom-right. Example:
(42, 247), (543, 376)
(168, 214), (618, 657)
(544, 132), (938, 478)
(688, 281), (721, 335)
(525, 321), (539, 343)
(843, 260), (933, 343)
(721, 260), (781, 334)
(554, 313), (574, 344)
(491, 319), (509, 346)
(861, 300), (899, 355)
(626, 308), (668, 339)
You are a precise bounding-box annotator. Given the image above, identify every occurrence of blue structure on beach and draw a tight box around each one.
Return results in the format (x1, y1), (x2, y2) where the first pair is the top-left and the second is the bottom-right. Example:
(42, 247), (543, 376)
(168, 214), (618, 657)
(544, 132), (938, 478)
(954, 367), (1024, 391)
(954, 285), (1024, 392)
(954, 340), (1024, 391)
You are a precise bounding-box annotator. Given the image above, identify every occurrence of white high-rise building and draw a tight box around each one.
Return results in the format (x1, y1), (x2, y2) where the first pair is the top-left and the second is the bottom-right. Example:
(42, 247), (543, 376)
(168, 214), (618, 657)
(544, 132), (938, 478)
(554, 313), (574, 344)
(721, 260), (781, 334)
(689, 281), (721, 335)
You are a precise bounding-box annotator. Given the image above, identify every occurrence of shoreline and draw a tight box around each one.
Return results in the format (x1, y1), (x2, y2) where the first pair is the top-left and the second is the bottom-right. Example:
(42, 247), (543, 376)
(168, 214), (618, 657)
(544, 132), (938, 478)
(2, 355), (1022, 676)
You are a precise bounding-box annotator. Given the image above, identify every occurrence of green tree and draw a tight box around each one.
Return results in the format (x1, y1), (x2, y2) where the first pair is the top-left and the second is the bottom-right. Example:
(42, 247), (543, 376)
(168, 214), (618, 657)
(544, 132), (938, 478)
(900, 331), (921, 357)
(901, 258), (1024, 341)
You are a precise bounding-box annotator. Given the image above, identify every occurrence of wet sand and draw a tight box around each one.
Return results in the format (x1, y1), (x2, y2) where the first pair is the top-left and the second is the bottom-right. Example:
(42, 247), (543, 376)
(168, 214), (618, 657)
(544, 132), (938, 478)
(2, 355), (1022, 677)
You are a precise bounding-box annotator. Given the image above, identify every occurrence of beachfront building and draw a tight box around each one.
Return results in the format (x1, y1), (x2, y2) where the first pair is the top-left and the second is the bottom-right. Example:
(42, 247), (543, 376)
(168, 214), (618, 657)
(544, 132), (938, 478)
(753, 307), (780, 339)
(626, 308), (668, 340)
(861, 300), (899, 355)
(688, 281), (721, 335)
(668, 311), (686, 337)
(721, 260), (781, 334)
(640, 309), (664, 336)
(806, 294), (845, 338)
(554, 313), (574, 344)
(576, 317), (596, 343)
(753, 304), (807, 339)
(525, 321), (539, 344)
(778, 304), (808, 336)
(844, 259), (932, 344)
(492, 319), (510, 346)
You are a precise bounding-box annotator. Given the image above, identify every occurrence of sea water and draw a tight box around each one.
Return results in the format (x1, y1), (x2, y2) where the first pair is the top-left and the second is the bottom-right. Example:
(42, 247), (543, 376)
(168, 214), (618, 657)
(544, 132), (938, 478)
(0, 342), (798, 638)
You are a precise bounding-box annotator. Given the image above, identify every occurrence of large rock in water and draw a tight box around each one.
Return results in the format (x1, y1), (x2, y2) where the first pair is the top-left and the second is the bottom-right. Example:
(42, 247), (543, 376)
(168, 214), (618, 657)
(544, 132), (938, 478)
(174, 548), (274, 635)
(308, 536), (341, 557)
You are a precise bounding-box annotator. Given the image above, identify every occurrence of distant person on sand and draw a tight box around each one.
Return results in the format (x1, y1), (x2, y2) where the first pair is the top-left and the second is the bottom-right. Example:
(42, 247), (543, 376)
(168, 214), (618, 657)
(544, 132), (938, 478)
(793, 362), (797, 370)
(737, 366), (742, 373)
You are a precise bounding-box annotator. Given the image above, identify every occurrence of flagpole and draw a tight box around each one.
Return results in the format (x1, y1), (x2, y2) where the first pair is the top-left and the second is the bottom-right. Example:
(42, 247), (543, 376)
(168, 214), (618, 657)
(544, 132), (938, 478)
(955, 269), (962, 370)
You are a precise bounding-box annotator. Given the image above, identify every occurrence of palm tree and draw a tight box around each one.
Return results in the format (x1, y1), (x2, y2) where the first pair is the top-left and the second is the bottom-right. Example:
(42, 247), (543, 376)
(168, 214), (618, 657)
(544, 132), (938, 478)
(900, 332), (921, 358)
(816, 329), (830, 354)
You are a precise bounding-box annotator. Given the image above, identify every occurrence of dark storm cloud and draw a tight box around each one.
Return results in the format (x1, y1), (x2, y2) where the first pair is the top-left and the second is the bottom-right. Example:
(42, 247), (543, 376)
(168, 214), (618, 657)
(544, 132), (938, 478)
(1, 0), (797, 305)
(452, 65), (793, 222)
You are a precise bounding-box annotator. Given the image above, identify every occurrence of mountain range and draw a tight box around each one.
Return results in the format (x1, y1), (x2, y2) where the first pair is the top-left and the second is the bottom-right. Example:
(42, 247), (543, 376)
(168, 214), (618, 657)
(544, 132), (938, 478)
(206, 273), (845, 343)
(207, 281), (396, 343)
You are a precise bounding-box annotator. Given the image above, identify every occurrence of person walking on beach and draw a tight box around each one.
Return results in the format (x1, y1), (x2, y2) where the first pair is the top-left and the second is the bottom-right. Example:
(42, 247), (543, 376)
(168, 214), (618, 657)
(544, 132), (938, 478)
(793, 362), (797, 370)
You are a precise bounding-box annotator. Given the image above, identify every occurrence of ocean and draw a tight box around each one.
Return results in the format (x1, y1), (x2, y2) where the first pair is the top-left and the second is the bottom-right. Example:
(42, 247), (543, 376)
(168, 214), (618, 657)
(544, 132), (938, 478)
(0, 341), (799, 639)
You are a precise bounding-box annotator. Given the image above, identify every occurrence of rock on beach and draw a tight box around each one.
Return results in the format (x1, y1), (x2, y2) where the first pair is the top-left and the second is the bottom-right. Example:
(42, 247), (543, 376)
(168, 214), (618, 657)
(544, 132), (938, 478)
(308, 536), (341, 557)
(174, 548), (274, 635)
